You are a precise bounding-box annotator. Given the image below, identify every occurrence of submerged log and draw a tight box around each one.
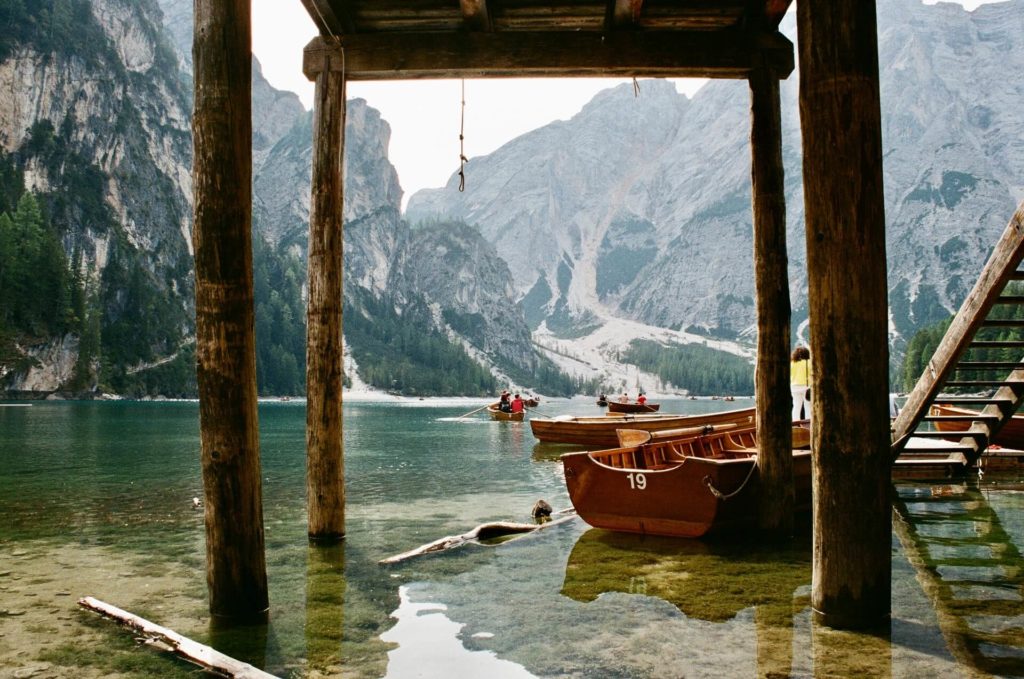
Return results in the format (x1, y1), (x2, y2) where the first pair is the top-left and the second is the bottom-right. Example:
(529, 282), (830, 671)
(78, 597), (277, 678)
(380, 512), (577, 564)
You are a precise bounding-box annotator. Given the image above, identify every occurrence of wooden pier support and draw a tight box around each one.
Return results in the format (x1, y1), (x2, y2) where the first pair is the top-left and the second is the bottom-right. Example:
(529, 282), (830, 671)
(303, 38), (347, 541)
(748, 64), (793, 538)
(797, 0), (891, 628)
(191, 0), (268, 618)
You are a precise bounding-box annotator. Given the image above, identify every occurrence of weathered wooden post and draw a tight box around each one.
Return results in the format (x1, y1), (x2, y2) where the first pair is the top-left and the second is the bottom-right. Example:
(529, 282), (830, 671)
(192, 0), (268, 617)
(797, 0), (891, 628)
(749, 64), (793, 538)
(303, 37), (346, 541)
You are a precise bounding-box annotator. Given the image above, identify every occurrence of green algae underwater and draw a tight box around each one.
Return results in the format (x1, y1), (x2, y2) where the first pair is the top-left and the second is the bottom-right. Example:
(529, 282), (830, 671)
(1, 398), (1022, 678)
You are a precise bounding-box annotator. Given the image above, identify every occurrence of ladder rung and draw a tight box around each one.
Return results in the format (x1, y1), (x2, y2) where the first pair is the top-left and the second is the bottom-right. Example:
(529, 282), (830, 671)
(911, 430), (988, 439)
(955, 362), (1024, 369)
(923, 414), (1000, 422)
(1008, 271), (1024, 280)
(994, 296), (1024, 304)
(980, 319), (1024, 327)
(968, 340), (1024, 348)
(944, 380), (1024, 387)
(901, 443), (977, 454)
(932, 397), (1014, 405)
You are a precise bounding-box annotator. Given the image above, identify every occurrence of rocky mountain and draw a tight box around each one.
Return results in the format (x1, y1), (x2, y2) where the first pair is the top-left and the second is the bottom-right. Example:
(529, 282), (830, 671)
(407, 0), (1024, 368)
(0, 0), (560, 396)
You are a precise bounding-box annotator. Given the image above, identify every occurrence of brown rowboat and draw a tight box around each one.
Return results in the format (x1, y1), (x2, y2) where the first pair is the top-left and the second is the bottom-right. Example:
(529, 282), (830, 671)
(561, 425), (812, 538)
(606, 400), (661, 414)
(488, 404), (525, 422)
(530, 407), (755, 447)
(930, 403), (1024, 449)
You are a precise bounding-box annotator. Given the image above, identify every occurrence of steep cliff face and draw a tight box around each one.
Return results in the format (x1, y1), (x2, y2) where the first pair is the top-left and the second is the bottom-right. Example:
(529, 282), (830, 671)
(407, 0), (1024, 363)
(0, 0), (195, 392)
(1, 0), (549, 395)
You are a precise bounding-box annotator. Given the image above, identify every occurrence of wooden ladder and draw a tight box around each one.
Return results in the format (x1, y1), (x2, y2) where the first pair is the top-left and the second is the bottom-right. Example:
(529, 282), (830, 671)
(891, 202), (1024, 466)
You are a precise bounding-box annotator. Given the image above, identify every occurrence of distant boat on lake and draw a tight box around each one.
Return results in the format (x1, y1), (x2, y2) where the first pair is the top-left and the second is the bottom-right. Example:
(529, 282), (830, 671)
(606, 400), (660, 414)
(488, 404), (525, 422)
(561, 425), (812, 538)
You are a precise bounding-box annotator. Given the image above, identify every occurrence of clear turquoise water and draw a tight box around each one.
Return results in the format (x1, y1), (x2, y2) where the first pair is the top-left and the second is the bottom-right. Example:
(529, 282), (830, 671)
(0, 397), (1021, 678)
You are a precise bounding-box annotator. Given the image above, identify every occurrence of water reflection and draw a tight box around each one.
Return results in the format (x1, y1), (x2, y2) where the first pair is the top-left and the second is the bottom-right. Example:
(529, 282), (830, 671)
(894, 481), (1024, 676)
(305, 543), (345, 673)
(561, 529), (810, 675)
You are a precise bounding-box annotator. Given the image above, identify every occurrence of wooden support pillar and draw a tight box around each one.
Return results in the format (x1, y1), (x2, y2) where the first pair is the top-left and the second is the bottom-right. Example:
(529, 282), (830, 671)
(303, 37), (346, 541)
(796, 0), (891, 628)
(749, 65), (793, 538)
(192, 0), (268, 617)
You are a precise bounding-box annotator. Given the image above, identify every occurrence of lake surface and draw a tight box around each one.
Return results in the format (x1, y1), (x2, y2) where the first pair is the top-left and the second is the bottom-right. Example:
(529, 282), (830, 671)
(0, 397), (1022, 678)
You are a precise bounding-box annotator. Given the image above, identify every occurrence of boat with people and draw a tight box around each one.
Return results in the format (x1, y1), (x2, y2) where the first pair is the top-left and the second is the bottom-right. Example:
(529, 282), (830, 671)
(930, 403), (1024, 449)
(606, 400), (661, 414)
(560, 425), (812, 538)
(488, 404), (525, 422)
(529, 406), (756, 447)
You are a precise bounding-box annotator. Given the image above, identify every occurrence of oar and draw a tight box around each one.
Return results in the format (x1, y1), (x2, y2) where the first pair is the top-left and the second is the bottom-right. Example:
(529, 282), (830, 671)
(456, 402), (496, 420)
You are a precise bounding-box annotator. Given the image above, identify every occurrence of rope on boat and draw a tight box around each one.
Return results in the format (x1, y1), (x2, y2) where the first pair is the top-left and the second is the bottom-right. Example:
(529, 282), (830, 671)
(703, 461), (759, 501)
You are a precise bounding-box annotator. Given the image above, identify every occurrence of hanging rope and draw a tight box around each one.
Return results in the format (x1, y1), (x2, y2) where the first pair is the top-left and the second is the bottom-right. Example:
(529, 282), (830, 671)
(632, 77), (640, 98)
(458, 79), (468, 192)
(703, 460), (759, 501)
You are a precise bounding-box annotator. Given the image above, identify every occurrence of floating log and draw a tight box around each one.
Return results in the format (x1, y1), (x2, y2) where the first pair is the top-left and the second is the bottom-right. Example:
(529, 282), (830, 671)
(380, 512), (577, 564)
(77, 597), (277, 678)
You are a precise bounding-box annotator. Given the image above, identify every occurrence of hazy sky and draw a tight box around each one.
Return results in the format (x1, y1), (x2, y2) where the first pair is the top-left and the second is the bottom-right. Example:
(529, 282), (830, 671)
(251, 0), (1003, 207)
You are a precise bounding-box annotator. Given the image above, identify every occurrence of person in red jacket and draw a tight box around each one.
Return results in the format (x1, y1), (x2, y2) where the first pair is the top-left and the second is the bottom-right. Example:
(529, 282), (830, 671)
(510, 393), (525, 414)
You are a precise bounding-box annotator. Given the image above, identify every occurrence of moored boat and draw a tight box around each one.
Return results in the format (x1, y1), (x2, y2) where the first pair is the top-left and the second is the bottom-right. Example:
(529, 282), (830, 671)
(530, 407), (756, 447)
(561, 426), (812, 538)
(488, 404), (525, 422)
(606, 400), (661, 414)
(930, 403), (1024, 449)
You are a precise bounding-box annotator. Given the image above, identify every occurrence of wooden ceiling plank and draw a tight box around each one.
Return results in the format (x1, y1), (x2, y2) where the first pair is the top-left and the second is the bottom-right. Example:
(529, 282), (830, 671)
(612, 0), (644, 28)
(302, 0), (356, 35)
(460, 0), (493, 31)
(333, 29), (793, 80)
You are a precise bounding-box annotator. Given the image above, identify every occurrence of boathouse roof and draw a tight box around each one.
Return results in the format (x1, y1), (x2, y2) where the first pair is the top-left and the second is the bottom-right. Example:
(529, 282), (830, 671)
(298, 0), (794, 80)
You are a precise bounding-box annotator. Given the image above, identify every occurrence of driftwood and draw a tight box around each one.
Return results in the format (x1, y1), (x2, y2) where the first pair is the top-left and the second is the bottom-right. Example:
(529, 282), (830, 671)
(380, 511), (577, 564)
(78, 597), (277, 679)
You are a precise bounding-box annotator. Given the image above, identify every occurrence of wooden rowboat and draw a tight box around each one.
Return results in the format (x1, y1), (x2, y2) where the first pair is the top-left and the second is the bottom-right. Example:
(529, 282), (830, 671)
(488, 404), (525, 422)
(930, 403), (1024, 449)
(529, 407), (755, 447)
(606, 400), (661, 414)
(561, 426), (812, 538)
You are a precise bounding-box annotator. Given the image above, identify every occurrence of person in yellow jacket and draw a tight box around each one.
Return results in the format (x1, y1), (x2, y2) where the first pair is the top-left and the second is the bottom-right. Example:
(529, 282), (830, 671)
(790, 345), (812, 421)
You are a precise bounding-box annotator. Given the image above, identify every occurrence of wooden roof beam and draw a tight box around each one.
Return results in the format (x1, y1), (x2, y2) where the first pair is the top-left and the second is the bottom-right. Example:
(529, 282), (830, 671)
(607, 0), (644, 30)
(300, 0), (355, 36)
(317, 30), (794, 81)
(460, 0), (492, 32)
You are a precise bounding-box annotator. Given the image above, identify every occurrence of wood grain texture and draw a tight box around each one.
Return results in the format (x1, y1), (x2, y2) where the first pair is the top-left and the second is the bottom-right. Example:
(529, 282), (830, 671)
(192, 0), (268, 618)
(749, 66), (793, 538)
(797, 0), (891, 630)
(306, 40), (347, 541)
(330, 30), (794, 80)
(892, 202), (1024, 454)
